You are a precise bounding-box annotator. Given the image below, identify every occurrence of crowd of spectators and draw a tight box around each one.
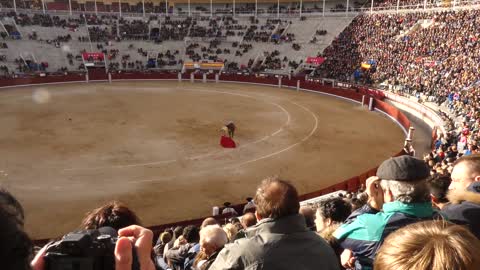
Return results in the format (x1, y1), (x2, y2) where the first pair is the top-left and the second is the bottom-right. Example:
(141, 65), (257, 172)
(1, 5), (480, 270)
(0, 0), (13, 8)
(86, 26), (112, 42)
(0, 64), (9, 76)
(188, 17), (234, 39)
(233, 43), (252, 57)
(313, 11), (480, 253)
(423, 81), (480, 187)
(116, 19), (150, 40)
(372, 0), (438, 9)
(315, 8), (480, 190)
(1, 3), (480, 80)
(311, 29), (328, 43)
(154, 17), (193, 41)
(2, 152), (480, 270)
(12, 13), (81, 29)
(260, 50), (282, 70)
(0, 11), (305, 74)
(318, 10), (480, 102)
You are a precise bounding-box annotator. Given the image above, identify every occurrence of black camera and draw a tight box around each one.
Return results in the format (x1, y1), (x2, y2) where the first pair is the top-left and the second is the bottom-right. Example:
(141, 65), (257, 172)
(44, 227), (139, 270)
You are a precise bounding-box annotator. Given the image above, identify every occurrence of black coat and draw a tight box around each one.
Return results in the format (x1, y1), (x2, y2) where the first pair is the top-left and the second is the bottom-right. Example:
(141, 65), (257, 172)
(442, 182), (480, 239)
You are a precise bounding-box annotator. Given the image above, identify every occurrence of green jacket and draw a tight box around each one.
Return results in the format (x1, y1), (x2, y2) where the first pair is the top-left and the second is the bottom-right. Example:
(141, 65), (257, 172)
(334, 201), (438, 270)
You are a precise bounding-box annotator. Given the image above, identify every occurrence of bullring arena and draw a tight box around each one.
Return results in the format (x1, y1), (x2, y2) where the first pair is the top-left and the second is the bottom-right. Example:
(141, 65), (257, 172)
(0, 80), (405, 239)
(3, 1), (480, 268)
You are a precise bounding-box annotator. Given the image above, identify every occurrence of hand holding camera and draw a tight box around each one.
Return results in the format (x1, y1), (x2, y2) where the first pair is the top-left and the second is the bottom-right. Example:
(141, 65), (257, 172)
(31, 225), (155, 270)
(116, 225), (155, 270)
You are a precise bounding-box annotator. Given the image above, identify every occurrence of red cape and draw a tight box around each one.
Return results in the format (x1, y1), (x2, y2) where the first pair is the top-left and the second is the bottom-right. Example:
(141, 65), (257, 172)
(220, 135), (236, 148)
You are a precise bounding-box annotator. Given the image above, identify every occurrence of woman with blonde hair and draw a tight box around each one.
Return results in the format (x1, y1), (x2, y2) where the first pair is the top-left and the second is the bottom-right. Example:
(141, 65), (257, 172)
(222, 223), (238, 242)
(374, 220), (480, 270)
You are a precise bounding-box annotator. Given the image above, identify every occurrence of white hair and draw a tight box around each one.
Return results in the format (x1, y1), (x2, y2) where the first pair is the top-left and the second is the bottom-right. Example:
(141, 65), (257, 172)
(380, 179), (430, 203)
(200, 225), (228, 252)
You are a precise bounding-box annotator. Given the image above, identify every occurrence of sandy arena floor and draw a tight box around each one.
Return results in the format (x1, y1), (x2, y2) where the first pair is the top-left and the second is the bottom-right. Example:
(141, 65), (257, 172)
(0, 81), (405, 239)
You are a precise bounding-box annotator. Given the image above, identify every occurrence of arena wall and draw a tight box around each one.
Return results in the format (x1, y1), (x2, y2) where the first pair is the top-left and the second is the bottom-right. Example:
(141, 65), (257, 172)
(381, 91), (446, 135)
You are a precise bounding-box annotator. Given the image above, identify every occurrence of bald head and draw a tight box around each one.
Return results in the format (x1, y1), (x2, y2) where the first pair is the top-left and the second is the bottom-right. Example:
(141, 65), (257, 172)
(241, 212), (257, 228)
(200, 225), (228, 256)
(254, 177), (299, 220)
(201, 217), (219, 229)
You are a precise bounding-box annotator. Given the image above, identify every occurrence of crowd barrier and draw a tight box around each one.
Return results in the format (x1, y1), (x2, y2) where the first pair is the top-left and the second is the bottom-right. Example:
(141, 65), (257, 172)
(381, 91), (446, 135)
(7, 72), (413, 244)
(0, 73), (86, 88)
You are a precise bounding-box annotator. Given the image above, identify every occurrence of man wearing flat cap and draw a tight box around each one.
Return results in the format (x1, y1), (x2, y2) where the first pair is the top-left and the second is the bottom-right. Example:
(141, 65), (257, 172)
(333, 155), (440, 270)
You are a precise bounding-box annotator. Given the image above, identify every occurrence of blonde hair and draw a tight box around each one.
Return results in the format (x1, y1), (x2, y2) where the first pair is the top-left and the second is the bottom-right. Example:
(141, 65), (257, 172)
(222, 223), (238, 242)
(374, 221), (480, 270)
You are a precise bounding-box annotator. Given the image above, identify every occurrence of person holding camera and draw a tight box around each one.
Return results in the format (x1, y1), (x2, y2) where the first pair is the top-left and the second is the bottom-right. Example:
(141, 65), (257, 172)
(31, 225), (156, 270)
(334, 155), (440, 270)
(0, 186), (155, 270)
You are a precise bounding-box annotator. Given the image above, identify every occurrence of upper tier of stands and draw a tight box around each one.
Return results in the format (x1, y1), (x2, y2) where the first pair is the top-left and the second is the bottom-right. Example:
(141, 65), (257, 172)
(2, 3), (480, 269)
(0, 11), (353, 75)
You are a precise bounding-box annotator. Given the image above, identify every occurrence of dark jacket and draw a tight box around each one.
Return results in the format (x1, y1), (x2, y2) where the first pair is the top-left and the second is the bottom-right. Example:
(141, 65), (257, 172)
(198, 251), (221, 270)
(319, 224), (344, 269)
(334, 201), (438, 270)
(209, 214), (340, 270)
(343, 203), (379, 224)
(442, 182), (480, 239)
(165, 242), (198, 270)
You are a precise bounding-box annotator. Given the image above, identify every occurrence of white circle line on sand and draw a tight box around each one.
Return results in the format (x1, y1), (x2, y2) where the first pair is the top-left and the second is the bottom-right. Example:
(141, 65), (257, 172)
(227, 100), (319, 168)
(126, 100), (319, 184)
(62, 87), (291, 172)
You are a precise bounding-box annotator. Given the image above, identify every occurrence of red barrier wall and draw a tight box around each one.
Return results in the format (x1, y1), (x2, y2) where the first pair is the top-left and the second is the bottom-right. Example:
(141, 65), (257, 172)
(0, 74), (85, 88)
(112, 72), (177, 80)
(4, 72), (412, 244)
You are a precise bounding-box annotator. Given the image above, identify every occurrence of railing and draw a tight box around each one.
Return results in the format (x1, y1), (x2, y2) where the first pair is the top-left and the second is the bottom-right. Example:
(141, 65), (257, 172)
(0, 71), (419, 245)
(3, 1), (480, 19)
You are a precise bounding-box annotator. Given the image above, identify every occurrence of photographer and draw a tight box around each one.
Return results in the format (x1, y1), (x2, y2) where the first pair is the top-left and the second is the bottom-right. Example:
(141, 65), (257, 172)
(81, 201), (142, 231)
(31, 225), (156, 270)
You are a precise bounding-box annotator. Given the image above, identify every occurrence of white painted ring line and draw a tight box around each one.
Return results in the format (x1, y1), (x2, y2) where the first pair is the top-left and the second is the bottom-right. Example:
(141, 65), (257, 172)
(2, 80), (406, 186)
(232, 101), (319, 168)
(62, 87), (292, 172)
(125, 99), (319, 184)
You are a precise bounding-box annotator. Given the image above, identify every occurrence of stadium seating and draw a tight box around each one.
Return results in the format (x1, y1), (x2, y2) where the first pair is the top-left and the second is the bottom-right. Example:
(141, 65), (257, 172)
(1, 2), (480, 270)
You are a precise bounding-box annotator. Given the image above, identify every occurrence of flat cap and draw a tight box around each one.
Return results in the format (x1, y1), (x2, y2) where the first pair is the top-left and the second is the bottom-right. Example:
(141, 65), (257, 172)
(377, 155), (430, 182)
